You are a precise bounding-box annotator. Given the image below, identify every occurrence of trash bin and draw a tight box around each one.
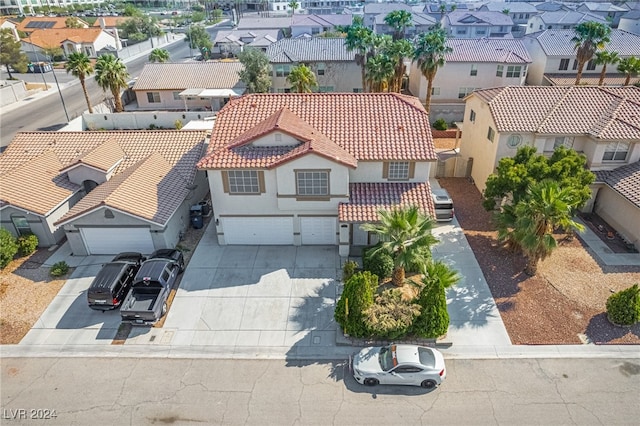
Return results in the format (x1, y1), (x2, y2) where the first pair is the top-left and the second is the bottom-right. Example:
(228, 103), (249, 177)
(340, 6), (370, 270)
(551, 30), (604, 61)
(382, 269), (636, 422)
(190, 204), (203, 229)
(199, 201), (210, 216)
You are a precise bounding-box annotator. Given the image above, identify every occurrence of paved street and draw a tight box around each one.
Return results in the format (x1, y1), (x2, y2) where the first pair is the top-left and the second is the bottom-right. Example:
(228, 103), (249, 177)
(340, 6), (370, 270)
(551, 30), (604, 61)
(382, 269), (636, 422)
(1, 357), (638, 425)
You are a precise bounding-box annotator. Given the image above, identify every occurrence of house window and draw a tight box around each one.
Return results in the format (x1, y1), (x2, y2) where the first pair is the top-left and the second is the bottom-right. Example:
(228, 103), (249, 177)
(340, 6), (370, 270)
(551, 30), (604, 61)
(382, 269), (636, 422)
(587, 59), (596, 71)
(317, 86), (333, 92)
(311, 27), (320, 35)
(496, 64), (503, 77)
(506, 65), (521, 78)
(572, 60), (578, 70)
(470, 64), (478, 76)
(227, 170), (261, 194)
(11, 215), (31, 237)
(317, 62), (325, 76)
(173, 92), (181, 100)
(559, 59), (569, 71)
(487, 127), (495, 142)
(469, 109), (476, 123)
(147, 92), (160, 103)
(353, 88), (363, 93)
(507, 134), (522, 148)
(387, 161), (410, 180)
(275, 64), (291, 77)
(603, 141), (630, 161)
(84, 47), (92, 56)
(456, 28), (467, 35)
(476, 29), (486, 35)
(431, 87), (440, 96)
(276, 88), (291, 93)
(458, 87), (477, 99)
(296, 170), (329, 196)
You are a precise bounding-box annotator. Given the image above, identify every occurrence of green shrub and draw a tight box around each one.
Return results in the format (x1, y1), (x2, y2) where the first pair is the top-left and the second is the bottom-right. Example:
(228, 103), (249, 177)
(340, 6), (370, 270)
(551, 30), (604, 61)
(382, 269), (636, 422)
(174, 119), (183, 130)
(433, 118), (448, 131)
(50, 261), (70, 277)
(404, 245), (432, 274)
(606, 284), (640, 326)
(362, 246), (393, 280)
(335, 271), (378, 338)
(0, 228), (18, 269)
(17, 234), (38, 257)
(342, 260), (358, 282)
(364, 288), (421, 339)
(411, 276), (450, 339)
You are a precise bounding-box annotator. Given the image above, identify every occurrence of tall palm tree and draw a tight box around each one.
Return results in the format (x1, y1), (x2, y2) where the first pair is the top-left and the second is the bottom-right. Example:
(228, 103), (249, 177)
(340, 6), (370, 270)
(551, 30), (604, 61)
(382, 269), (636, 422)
(412, 27), (451, 114)
(383, 39), (414, 93)
(344, 25), (373, 92)
(572, 21), (611, 85)
(384, 10), (413, 41)
(361, 206), (438, 287)
(617, 56), (640, 86)
(594, 50), (619, 86)
(511, 180), (585, 276)
(288, 1), (299, 15)
(365, 54), (395, 92)
(286, 64), (317, 93)
(65, 52), (94, 113)
(148, 48), (170, 63)
(94, 54), (130, 113)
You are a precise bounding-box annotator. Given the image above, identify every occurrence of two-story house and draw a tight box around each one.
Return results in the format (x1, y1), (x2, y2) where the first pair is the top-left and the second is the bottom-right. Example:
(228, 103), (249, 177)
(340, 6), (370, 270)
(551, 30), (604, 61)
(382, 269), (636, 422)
(304, 0), (360, 15)
(197, 93), (437, 256)
(364, 3), (437, 38)
(213, 29), (281, 56)
(266, 37), (362, 93)
(458, 86), (640, 250)
(478, 2), (538, 37)
(576, 2), (628, 27)
(523, 29), (640, 86)
(408, 38), (532, 123)
(525, 11), (609, 35)
(442, 11), (514, 38)
(290, 14), (352, 37)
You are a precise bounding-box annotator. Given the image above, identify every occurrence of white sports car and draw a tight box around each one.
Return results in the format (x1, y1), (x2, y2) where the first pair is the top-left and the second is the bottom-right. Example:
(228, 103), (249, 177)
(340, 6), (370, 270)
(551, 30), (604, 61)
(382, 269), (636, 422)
(351, 344), (447, 389)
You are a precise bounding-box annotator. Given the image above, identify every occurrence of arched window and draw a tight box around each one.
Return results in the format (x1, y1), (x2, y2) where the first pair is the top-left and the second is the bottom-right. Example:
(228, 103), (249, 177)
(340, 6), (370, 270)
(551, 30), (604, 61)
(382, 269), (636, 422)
(83, 180), (98, 194)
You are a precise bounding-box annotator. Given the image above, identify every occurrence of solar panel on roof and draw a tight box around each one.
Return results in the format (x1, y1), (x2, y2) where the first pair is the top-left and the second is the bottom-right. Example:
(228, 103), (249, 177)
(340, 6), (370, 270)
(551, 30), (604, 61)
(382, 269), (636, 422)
(25, 21), (56, 28)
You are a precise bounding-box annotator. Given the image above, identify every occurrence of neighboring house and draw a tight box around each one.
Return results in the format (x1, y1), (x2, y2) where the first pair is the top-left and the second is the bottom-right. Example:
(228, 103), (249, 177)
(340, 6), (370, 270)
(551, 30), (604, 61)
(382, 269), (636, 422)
(408, 38), (532, 123)
(533, 1), (569, 13)
(197, 92), (437, 256)
(213, 29), (281, 56)
(16, 16), (89, 36)
(21, 28), (119, 60)
(618, 10), (640, 35)
(422, 3), (469, 21)
(237, 16), (292, 31)
(290, 14), (352, 37)
(305, 0), (360, 15)
(442, 11), (514, 38)
(478, 2), (538, 25)
(458, 86), (640, 248)
(525, 11), (609, 34)
(0, 130), (209, 255)
(132, 62), (246, 112)
(523, 29), (640, 86)
(364, 3), (437, 38)
(576, 2), (628, 27)
(267, 37), (362, 93)
(0, 18), (19, 40)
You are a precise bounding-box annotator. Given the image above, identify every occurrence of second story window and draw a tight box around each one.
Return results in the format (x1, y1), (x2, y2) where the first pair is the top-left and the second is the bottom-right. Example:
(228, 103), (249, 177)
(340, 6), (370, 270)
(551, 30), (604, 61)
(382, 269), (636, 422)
(147, 92), (160, 103)
(487, 127), (495, 142)
(506, 65), (521, 78)
(470, 64), (478, 76)
(603, 141), (630, 161)
(173, 91), (181, 101)
(275, 64), (291, 77)
(385, 161), (411, 180)
(587, 59), (596, 71)
(496, 64), (504, 77)
(317, 62), (325, 76)
(559, 59), (569, 71)
(225, 170), (263, 194)
(469, 109), (476, 122)
(296, 170), (329, 196)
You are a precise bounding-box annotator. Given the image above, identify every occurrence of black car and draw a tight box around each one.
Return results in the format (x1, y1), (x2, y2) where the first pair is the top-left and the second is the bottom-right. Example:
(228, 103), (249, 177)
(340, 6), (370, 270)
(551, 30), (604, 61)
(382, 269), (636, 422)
(87, 252), (145, 310)
(147, 249), (185, 273)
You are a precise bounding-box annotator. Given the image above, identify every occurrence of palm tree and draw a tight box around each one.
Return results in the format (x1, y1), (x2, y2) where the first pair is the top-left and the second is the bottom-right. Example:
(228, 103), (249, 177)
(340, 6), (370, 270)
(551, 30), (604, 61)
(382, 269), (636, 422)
(572, 21), (611, 85)
(288, 1), (299, 15)
(412, 27), (452, 114)
(344, 25), (373, 92)
(384, 10), (413, 41)
(366, 54), (395, 92)
(511, 180), (585, 276)
(65, 52), (94, 113)
(383, 39), (414, 93)
(148, 48), (170, 63)
(594, 50), (619, 86)
(617, 56), (640, 86)
(95, 54), (130, 113)
(286, 64), (317, 93)
(361, 206), (439, 287)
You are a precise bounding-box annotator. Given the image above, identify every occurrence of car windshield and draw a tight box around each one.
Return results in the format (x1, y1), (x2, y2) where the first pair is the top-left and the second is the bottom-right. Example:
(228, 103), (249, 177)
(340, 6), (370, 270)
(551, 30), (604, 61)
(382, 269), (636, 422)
(378, 346), (395, 372)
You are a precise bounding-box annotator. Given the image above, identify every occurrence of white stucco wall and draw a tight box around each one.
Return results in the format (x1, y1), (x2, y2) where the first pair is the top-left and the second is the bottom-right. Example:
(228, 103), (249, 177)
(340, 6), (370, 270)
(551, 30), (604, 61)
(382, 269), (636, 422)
(619, 17), (640, 35)
(348, 161), (432, 183)
(595, 187), (640, 252)
(135, 90), (228, 111)
(271, 62), (362, 93)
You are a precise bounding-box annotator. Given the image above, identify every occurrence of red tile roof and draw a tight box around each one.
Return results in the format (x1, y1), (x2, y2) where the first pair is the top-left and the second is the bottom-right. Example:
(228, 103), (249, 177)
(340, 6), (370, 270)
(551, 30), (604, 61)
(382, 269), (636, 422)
(198, 93), (436, 169)
(339, 182), (435, 222)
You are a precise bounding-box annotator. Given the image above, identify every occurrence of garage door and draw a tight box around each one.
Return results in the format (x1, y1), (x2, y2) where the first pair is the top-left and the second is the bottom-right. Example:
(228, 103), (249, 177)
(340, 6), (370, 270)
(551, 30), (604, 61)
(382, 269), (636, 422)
(80, 227), (154, 255)
(301, 217), (337, 245)
(223, 217), (293, 245)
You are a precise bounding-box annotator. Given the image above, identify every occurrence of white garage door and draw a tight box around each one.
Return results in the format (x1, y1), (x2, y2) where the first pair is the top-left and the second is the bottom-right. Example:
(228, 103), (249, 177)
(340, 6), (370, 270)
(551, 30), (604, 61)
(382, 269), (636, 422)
(301, 217), (337, 245)
(80, 227), (154, 255)
(223, 217), (294, 245)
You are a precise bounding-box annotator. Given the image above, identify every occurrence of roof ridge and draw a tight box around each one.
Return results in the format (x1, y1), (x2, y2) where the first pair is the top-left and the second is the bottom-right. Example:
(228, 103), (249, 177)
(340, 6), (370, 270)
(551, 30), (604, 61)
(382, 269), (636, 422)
(535, 86), (573, 133)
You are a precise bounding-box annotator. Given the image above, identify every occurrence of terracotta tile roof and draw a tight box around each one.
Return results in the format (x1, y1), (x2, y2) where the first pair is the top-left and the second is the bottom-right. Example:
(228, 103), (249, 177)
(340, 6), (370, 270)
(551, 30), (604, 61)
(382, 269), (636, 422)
(23, 28), (106, 48)
(132, 62), (245, 91)
(17, 16), (88, 32)
(445, 38), (531, 63)
(198, 93), (436, 169)
(291, 14), (353, 27)
(472, 86), (640, 139)
(62, 137), (125, 172)
(1, 131), (206, 221)
(55, 152), (190, 225)
(338, 182), (436, 222)
(544, 73), (640, 87)
(598, 161), (640, 208)
(527, 29), (640, 56)
(267, 37), (356, 63)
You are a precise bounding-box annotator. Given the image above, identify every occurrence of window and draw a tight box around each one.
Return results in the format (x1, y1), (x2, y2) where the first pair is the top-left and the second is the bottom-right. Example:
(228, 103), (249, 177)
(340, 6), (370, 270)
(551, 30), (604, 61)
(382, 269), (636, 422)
(387, 161), (410, 180)
(456, 28), (467, 35)
(603, 141), (630, 161)
(506, 65), (521, 78)
(469, 109), (476, 122)
(276, 88), (291, 93)
(146, 92), (160, 103)
(476, 29), (486, 35)
(553, 137), (565, 149)
(275, 64), (291, 77)
(487, 127), (495, 142)
(173, 91), (181, 101)
(226, 170), (261, 194)
(393, 366), (423, 373)
(316, 62), (325, 76)
(11, 215), (31, 236)
(496, 64), (503, 77)
(431, 87), (440, 96)
(559, 59), (569, 71)
(572, 60), (578, 70)
(296, 170), (329, 196)
(470, 64), (478, 76)
(311, 27), (320, 35)
(353, 88), (363, 93)
(507, 134), (522, 148)
(587, 59), (596, 71)
(458, 87), (477, 99)
(317, 86), (334, 93)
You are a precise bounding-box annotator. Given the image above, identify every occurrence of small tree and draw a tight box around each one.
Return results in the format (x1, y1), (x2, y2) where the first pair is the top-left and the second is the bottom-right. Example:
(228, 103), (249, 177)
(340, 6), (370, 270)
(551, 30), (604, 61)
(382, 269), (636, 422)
(334, 271), (378, 337)
(185, 24), (212, 51)
(286, 64), (317, 93)
(594, 50), (619, 86)
(148, 48), (170, 63)
(17, 234), (38, 257)
(237, 47), (272, 93)
(0, 228), (18, 269)
(617, 56), (640, 86)
(0, 29), (28, 79)
(411, 261), (459, 338)
(606, 284), (640, 326)
(65, 16), (83, 28)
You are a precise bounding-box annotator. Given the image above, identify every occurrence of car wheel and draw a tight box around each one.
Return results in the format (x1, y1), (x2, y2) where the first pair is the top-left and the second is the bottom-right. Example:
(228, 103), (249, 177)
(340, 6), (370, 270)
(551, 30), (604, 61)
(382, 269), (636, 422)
(421, 380), (437, 389)
(162, 302), (167, 316)
(363, 378), (379, 386)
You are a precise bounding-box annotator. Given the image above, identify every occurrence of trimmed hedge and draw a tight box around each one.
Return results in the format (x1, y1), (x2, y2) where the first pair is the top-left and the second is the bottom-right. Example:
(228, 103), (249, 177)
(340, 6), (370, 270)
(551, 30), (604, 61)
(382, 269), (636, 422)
(0, 228), (18, 269)
(335, 271), (378, 337)
(606, 284), (640, 326)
